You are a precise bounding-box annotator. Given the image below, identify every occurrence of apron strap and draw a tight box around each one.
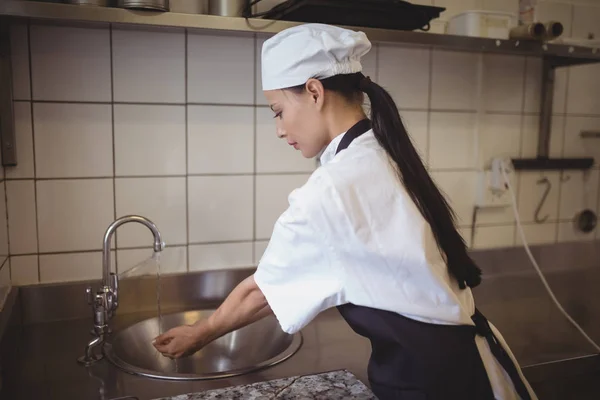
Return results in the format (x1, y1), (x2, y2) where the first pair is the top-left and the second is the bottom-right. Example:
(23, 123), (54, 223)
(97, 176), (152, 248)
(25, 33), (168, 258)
(335, 119), (372, 154)
(472, 308), (531, 400)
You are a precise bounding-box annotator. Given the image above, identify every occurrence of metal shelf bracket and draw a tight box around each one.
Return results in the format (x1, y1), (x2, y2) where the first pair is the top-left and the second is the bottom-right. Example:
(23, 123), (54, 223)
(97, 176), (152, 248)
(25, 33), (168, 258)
(511, 56), (596, 171)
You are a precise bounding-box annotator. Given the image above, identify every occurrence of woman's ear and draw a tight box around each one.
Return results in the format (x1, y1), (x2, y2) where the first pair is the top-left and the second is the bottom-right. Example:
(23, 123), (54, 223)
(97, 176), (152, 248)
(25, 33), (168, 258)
(305, 79), (325, 109)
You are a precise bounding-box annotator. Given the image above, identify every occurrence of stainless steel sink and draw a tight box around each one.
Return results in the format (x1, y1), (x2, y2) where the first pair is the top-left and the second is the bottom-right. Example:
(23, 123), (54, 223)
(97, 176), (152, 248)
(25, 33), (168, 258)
(103, 309), (303, 380)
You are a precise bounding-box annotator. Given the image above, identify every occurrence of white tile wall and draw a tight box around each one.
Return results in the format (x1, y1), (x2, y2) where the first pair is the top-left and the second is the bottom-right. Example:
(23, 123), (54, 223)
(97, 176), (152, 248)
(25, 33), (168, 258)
(5, 17), (600, 285)
(523, 58), (569, 115)
(37, 179), (115, 252)
(188, 176), (253, 243)
(431, 51), (479, 110)
(482, 55), (524, 113)
(378, 46), (430, 110)
(521, 116), (565, 158)
(30, 25), (111, 102)
(0, 186), (8, 259)
(114, 104), (186, 176)
(401, 111), (429, 164)
(39, 252), (106, 283)
(188, 106), (254, 174)
(558, 221), (596, 243)
(6, 181), (37, 255)
(188, 33), (254, 104)
(34, 103), (113, 178)
(6, 102), (34, 179)
(472, 225), (515, 250)
(479, 114), (522, 168)
(429, 113), (476, 169)
(482, 0), (519, 14)
(112, 28), (185, 103)
(361, 44), (378, 81)
(431, 170), (478, 226)
(563, 117), (600, 164)
(253, 240), (269, 264)
(566, 64), (600, 115)
(118, 246), (186, 277)
(558, 170), (600, 220)
(189, 242), (253, 272)
(255, 174), (311, 240)
(115, 178), (187, 247)
(10, 256), (39, 286)
(433, 0), (479, 20)
(10, 23), (30, 100)
(571, 4), (600, 40)
(255, 36), (273, 106)
(515, 223), (559, 246)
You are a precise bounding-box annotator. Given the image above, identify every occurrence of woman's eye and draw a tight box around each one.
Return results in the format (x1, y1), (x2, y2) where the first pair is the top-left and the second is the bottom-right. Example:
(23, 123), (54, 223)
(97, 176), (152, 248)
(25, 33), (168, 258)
(273, 111), (282, 119)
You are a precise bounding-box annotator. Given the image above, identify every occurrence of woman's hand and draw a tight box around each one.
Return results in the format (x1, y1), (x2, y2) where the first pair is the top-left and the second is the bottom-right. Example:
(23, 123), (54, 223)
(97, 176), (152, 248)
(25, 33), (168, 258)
(152, 275), (273, 359)
(153, 320), (214, 359)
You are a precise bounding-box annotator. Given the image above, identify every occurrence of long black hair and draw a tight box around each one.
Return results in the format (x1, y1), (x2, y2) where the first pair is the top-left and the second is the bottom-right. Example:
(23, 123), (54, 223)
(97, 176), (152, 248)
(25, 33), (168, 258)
(288, 72), (482, 289)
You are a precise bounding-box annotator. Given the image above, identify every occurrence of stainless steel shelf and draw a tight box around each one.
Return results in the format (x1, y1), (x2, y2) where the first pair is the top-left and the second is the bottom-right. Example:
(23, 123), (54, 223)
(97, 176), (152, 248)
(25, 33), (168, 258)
(1, 0), (600, 66)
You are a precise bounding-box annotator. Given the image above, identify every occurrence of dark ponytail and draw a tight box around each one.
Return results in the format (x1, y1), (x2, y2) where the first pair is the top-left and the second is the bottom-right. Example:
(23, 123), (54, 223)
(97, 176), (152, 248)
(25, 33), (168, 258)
(289, 72), (482, 289)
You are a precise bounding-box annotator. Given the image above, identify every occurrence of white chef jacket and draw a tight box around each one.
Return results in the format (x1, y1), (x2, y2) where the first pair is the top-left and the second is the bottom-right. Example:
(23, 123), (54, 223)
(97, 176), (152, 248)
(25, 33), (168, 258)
(254, 129), (537, 400)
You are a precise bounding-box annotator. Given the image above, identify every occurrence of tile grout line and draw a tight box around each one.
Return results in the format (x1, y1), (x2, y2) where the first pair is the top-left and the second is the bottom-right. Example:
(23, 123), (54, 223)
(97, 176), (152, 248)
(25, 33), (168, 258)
(514, 55), (529, 246)
(252, 33), (258, 263)
(185, 28), (190, 273)
(17, 99), (600, 117)
(426, 46), (433, 170)
(26, 21), (41, 283)
(110, 24), (119, 274)
(13, 98), (600, 118)
(2, 171), (328, 181)
(555, 61), (571, 243)
(11, 241), (254, 257)
(3, 22), (9, 280)
(3, 176), (9, 282)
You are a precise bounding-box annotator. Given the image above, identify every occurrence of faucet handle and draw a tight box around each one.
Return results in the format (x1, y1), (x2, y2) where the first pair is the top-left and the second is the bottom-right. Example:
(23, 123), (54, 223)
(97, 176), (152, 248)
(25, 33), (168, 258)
(110, 273), (119, 311)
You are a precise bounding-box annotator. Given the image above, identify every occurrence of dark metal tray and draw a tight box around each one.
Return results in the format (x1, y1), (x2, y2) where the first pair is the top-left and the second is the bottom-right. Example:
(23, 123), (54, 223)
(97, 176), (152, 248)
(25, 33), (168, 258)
(257, 0), (446, 31)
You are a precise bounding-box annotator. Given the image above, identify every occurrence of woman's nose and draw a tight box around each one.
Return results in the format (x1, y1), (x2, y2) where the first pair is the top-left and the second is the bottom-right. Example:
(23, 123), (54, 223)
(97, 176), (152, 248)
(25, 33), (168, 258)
(276, 127), (285, 139)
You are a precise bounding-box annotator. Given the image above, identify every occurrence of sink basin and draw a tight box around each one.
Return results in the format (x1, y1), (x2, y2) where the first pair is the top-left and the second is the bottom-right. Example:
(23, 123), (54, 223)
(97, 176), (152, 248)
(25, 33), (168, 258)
(103, 309), (302, 380)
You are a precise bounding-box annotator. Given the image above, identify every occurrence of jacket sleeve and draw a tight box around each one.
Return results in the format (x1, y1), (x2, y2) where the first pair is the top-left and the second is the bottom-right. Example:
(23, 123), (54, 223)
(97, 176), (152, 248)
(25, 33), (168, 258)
(253, 169), (346, 334)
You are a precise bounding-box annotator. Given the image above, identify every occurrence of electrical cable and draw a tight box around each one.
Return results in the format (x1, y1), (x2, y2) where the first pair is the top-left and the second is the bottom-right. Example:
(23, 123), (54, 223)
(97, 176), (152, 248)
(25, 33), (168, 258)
(499, 159), (600, 353)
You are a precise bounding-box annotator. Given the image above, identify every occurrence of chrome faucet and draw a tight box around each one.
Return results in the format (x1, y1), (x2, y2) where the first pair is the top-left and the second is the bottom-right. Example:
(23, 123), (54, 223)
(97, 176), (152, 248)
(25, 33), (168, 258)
(78, 215), (164, 366)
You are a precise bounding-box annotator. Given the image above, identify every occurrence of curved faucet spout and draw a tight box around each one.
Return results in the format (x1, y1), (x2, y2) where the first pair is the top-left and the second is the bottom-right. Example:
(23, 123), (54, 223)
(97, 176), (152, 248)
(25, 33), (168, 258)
(102, 215), (164, 287)
(80, 215), (164, 366)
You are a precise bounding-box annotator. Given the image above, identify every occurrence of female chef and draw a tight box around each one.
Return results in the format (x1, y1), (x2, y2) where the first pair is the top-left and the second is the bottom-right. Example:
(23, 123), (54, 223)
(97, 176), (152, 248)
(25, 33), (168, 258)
(154, 23), (537, 400)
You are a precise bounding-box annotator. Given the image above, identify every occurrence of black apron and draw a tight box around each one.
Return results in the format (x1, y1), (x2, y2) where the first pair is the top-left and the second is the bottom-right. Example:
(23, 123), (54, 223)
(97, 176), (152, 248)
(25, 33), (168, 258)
(334, 119), (531, 400)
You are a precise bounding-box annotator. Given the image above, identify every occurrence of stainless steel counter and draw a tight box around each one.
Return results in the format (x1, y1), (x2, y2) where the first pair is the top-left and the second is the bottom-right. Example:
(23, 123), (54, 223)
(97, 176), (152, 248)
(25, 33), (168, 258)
(3, 241), (600, 400)
(2, 307), (372, 400)
(0, 269), (374, 400)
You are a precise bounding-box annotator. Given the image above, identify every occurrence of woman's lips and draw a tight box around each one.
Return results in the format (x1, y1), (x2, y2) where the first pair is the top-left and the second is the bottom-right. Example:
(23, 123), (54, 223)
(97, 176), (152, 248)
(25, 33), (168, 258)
(288, 142), (298, 149)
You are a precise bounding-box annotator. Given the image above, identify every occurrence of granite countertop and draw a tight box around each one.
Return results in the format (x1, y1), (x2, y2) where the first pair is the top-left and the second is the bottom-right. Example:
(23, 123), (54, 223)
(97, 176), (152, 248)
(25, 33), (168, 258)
(154, 370), (377, 400)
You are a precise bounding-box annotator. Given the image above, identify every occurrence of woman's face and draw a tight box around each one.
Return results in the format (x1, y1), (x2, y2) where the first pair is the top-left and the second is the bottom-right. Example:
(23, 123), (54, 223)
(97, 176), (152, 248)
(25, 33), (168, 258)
(263, 81), (330, 159)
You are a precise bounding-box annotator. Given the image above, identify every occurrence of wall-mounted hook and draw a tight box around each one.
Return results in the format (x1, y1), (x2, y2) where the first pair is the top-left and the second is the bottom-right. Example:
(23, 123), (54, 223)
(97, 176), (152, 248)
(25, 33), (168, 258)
(534, 177), (552, 223)
(560, 173), (571, 183)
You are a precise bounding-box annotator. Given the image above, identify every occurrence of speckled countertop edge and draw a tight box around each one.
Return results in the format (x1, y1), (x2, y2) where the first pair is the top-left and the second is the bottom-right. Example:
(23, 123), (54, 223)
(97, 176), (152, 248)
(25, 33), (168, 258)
(153, 369), (377, 399)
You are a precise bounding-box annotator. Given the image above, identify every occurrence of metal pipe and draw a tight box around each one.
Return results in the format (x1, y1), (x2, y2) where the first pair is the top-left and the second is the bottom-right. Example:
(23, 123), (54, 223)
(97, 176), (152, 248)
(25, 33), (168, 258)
(102, 215), (164, 288)
(538, 61), (555, 158)
(544, 21), (564, 41)
(509, 22), (546, 40)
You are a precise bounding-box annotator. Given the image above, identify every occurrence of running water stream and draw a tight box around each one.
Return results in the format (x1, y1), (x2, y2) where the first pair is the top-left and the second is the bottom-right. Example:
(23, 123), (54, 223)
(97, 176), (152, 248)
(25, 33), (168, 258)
(119, 251), (178, 372)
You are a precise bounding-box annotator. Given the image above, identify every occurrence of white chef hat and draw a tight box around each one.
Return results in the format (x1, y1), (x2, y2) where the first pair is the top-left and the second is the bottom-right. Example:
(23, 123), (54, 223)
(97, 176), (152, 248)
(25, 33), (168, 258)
(261, 23), (372, 91)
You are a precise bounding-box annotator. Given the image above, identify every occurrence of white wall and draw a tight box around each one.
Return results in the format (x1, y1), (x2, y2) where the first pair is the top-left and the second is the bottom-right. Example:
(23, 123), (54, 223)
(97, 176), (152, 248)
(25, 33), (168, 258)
(4, 0), (600, 286)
